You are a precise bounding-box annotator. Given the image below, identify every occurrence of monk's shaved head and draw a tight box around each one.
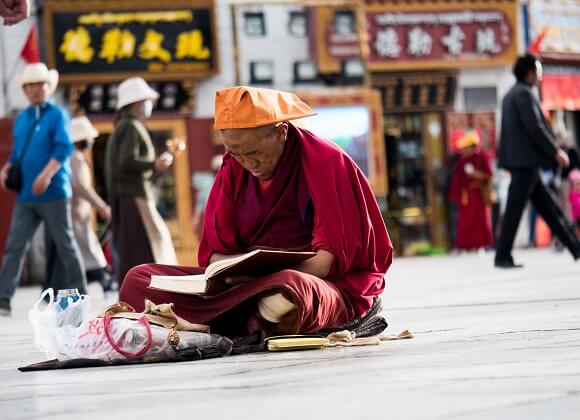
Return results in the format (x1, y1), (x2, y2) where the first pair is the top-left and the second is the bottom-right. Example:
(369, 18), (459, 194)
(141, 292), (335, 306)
(219, 123), (288, 180)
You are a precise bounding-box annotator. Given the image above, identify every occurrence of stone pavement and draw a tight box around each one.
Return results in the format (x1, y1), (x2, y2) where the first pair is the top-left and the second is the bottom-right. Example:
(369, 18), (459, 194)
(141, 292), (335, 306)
(0, 248), (579, 420)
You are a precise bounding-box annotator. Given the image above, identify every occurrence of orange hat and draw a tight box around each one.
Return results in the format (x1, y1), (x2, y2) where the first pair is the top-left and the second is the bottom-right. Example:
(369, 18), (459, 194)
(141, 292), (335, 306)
(457, 130), (480, 149)
(214, 86), (316, 129)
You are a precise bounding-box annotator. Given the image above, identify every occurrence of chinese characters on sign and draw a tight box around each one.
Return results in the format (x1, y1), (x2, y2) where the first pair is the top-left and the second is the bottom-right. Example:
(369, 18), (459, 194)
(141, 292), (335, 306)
(366, 2), (516, 70)
(45, 3), (216, 82)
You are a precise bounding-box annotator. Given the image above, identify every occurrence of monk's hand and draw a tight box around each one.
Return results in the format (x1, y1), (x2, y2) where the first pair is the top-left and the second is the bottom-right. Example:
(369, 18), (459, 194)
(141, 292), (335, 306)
(463, 163), (475, 176)
(224, 275), (255, 285)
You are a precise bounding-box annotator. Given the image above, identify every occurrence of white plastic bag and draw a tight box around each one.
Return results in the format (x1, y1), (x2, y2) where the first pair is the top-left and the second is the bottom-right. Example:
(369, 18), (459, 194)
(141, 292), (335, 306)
(29, 289), (221, 361)
(28, 288), (92, 360)
(28, 289), (59, 360)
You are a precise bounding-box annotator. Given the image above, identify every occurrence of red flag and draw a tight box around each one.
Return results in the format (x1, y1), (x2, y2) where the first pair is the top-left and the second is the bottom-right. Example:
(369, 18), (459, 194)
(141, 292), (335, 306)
(21, 25), (40, 63)
(528, 27), (547, 55)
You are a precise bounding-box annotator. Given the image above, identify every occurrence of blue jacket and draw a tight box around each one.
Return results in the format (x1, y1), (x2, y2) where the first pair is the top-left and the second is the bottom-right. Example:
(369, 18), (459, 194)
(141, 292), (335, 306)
(9, 102), (73, 202)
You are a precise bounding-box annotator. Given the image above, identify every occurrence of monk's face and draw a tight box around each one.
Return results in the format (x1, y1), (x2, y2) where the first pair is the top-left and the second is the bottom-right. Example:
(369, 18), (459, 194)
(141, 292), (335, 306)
(461, 145), (476, 156)
(220, 123), (288, 180)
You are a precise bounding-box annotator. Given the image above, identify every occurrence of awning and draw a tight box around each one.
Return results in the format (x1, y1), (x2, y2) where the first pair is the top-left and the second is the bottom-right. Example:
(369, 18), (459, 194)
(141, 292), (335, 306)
(541, 74), (580, 110)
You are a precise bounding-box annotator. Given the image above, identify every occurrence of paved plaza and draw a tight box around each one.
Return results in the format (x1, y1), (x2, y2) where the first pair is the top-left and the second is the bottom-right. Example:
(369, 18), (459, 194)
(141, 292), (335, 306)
(0, 248), (579, 420)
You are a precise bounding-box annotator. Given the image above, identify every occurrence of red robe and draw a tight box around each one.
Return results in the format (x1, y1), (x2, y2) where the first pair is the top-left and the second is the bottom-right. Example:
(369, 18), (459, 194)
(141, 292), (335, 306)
(119, 124), (392, 334)
(449, 151), (493, 250)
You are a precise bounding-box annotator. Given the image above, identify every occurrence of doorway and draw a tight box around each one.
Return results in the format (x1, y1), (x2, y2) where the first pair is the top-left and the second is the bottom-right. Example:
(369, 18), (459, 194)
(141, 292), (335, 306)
(383, 112), (448, 256)
(91, 118), (196, 265)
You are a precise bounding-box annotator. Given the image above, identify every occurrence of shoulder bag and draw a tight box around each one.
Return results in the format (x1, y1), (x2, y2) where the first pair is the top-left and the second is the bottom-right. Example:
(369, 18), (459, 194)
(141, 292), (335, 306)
(5, 110), (47, 192)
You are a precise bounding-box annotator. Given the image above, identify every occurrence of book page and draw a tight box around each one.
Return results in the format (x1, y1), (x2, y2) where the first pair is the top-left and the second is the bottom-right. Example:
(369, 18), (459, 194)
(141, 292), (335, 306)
(149, 274), (207, 295)
(205, 250), (261, 277)
(205, 249), (316, 280)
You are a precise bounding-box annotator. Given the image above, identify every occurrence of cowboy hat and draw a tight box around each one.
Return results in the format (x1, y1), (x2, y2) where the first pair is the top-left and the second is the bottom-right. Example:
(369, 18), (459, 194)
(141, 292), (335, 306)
(19, 63), (59, 94)
(71, 116), (99, 143)
(116, 77), (159, 110)
(214, 86), (316, 129)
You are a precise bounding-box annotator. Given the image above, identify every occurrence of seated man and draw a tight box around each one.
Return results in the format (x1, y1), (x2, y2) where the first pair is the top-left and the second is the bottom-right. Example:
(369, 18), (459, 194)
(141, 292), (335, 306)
(119, 86), (393, 336)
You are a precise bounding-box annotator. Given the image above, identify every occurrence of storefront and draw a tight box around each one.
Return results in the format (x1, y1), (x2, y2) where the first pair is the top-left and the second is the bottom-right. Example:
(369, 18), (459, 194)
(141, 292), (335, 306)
(364, 0), (517, 255)
(41, 0), (219, 265)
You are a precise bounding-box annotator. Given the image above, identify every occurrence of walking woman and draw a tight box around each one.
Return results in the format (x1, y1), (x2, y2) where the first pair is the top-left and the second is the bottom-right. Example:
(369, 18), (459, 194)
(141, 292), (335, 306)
(449, 130), (494, 251)
(105, 77), (177, 285)
(45, 116), (114, 293)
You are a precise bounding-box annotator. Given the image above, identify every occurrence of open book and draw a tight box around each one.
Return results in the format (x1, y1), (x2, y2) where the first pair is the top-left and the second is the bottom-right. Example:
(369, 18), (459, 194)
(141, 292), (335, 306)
(148, 249), (316, 295)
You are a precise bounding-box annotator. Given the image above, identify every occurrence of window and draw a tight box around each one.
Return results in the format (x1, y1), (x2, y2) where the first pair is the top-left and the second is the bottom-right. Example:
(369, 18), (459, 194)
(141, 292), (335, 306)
(250, 61), (274, 84)
(293, 60), (318, 84)
(463, 87), (497, 110)
(334, 10), (355, 36)
(288, 11), (308, 37)
(244, 12), (266, 37)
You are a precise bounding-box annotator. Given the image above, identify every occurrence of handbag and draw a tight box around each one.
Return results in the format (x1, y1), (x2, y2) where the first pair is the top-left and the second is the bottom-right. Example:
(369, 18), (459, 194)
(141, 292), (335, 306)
(480, 179), (497, 206)
(477, 155), (497, 206)
(5, 110), (46, 192)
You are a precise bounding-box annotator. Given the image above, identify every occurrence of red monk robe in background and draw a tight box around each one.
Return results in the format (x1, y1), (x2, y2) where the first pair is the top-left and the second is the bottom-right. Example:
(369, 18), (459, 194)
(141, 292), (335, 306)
(119, 86), (393, 336)
(449, 131), (494, 250)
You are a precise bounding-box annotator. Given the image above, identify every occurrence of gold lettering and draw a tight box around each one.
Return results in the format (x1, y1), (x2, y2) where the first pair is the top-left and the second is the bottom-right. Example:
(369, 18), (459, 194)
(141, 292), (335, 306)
(99, 28), (136, 63)
(59, 27), (94, 63)
(175, 30), (210, 60)
(138, 30), (171, 63)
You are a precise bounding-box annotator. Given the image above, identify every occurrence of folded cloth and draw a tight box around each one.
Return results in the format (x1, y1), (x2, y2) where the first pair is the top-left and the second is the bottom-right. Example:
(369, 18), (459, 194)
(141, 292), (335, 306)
(105, 300), (210, 333)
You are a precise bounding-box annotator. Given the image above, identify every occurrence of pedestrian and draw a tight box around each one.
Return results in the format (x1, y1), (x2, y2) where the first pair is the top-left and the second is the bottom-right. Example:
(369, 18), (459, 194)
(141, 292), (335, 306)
(118, 86), (393, 336)
(0, 63), (87, 316)
(495, 54), (580, 268)
(448, 130), (493, 251)
(104, 77), (177, 285)
(45, 116), (114, 293)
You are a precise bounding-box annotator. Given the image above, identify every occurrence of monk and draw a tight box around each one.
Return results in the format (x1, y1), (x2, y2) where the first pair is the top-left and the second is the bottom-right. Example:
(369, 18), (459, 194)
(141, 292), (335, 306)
(449, 130), (494, 250)
(119, 86), (393, 336)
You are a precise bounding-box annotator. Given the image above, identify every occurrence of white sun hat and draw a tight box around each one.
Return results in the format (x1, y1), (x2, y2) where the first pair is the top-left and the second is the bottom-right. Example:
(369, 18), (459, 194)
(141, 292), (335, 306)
(116, 77), (159, 109)
(71, 116), (99, 143)
(19, 63), (59, 94)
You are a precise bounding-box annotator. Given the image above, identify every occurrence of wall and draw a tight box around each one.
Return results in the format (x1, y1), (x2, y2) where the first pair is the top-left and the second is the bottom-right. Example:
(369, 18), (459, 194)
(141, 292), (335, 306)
(196, 0), (236, 118)
(235, 4), (321, 90)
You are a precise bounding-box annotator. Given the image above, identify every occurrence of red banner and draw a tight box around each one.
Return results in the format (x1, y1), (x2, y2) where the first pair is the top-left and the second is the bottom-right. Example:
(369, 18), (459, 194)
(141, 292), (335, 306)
(541, 75), (580, 111)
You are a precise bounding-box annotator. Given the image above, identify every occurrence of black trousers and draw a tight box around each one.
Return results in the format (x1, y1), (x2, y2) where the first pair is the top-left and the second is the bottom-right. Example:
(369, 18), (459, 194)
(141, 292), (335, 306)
(496, 168), (580, 262)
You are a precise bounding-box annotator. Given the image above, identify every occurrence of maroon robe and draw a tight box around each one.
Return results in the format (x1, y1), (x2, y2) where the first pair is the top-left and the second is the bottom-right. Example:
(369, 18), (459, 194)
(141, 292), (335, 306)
(119, 124), (392, 335)
(449, 151), (493, 250)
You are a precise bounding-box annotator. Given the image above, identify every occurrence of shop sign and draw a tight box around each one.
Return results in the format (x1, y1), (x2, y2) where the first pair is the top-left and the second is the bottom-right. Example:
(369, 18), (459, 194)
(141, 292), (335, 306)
(371, 72), (456, 112)
(44, 0), (217, 83)
(69, 81), (196, 115)
(365, 0), (518, 71)
(528, 0), (580, 60)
